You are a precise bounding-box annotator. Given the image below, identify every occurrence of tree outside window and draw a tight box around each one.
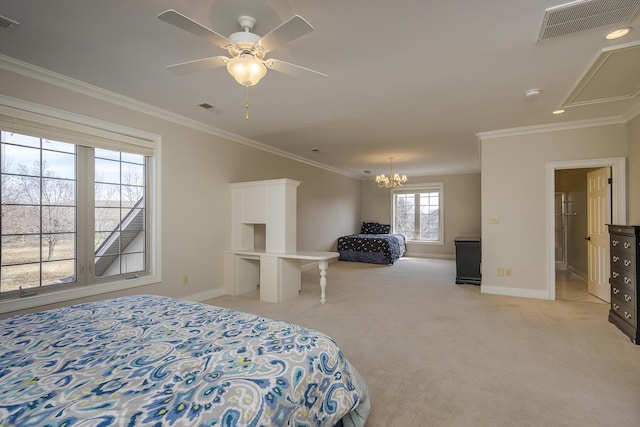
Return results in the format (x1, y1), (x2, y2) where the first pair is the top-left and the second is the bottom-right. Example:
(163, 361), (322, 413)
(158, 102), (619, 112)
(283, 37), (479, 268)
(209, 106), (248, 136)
(1, 134), (76, 291)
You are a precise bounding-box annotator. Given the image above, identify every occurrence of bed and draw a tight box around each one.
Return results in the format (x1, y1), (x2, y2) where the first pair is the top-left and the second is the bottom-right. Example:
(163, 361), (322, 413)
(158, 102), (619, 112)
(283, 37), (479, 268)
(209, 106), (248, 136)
(0, 294), (369, 427)
(338, 222), (406, 265)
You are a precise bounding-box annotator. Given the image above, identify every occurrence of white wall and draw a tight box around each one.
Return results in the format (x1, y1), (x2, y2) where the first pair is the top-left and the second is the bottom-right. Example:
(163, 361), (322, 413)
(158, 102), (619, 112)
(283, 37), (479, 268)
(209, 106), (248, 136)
(479, 123), (628, 299)
(0, 64), (360, 316)
(360, 173), (481, 258)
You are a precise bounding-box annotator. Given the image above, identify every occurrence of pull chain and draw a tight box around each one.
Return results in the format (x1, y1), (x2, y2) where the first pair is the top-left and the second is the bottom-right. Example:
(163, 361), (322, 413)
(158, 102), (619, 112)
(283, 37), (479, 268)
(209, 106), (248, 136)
(245, 86), (249, 120)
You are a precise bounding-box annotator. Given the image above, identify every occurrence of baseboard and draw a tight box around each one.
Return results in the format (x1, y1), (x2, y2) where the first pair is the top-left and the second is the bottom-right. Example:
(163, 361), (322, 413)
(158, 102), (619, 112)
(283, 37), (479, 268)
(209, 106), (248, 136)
(301, 261), (318, 271)
(405, 252), (455, 260)
(481, 285), (550, 300)
(566, 265), (587, 281)
(184, 288), (225, 303)
(300, 257), (340, 271)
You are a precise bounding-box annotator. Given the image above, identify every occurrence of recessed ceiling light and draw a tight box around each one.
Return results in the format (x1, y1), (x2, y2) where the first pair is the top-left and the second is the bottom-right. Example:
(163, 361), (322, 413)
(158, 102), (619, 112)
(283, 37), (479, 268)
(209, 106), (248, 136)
(553, 109), (565, 115)
(605, 27), (632, 40)
(525, 88), (541, 98)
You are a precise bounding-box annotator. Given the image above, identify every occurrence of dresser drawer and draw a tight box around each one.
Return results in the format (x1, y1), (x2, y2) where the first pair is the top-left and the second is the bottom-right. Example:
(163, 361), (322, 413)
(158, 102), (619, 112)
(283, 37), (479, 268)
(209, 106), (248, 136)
(612, 284), (636, 309)
(611, 267), (636, 290)
(611, 297), (636, 327)
(610, 234), (637, 255)
(611, 251), (635, 273)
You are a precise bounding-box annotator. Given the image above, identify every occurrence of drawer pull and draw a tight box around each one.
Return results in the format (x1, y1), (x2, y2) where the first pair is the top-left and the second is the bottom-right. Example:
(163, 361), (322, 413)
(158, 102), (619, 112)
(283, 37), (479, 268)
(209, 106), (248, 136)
(613, 303), (620, 310)
(612, 272), (619, 279)
(625, 294), (632, 302)
(624, 242), (631, 249)
(613, 287), (620, 295)
(613, 240), (619, 246)
(624, 312), (633, 320)
(613, 256), (619, 262)
(624, 277), (632, 285)
(624, 260), (631, 267)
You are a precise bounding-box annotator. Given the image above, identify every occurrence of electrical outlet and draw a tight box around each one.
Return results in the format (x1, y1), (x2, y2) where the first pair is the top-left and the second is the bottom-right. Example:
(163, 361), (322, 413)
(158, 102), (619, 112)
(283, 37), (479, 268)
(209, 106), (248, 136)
(182, 275), (189, 285)
(497, 268), (504, 277)
(505, 268), (512, 277)
(490, 216), (499, 224)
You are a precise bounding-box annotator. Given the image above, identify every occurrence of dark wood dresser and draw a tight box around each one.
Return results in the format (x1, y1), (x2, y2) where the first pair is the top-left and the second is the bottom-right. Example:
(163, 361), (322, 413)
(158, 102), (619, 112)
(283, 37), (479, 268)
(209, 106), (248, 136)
(608, 225), (640, 344)
(454, 237), (481, 285)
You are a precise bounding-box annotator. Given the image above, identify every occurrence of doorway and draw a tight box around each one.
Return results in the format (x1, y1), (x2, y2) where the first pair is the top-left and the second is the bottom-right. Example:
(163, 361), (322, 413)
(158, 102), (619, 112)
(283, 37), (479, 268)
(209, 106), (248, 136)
(546, 157), (626, 301)
(554, 168), (607, 303)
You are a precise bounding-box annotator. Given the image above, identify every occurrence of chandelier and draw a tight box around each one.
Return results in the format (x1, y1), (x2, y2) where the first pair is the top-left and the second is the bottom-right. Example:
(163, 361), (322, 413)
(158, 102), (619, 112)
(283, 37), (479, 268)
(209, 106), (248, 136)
(375, 158), (408, 188)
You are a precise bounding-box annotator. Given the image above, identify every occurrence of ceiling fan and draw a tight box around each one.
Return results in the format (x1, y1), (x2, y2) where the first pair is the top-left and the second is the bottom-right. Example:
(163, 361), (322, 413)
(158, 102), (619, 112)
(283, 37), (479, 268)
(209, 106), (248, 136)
(158, 9), (327, 87)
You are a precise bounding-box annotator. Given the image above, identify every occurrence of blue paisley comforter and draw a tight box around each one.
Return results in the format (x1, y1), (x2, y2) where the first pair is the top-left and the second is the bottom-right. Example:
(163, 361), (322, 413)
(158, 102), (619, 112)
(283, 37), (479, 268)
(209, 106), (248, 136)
(0, 294), (369, 426)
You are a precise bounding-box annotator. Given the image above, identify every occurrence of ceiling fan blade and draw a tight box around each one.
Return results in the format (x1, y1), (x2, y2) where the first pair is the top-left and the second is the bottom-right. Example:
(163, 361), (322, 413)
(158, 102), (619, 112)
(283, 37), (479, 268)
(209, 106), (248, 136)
(258, 15), (314, 52)
(158, 9), (229, 48)
(167, 56), (228, 76)
(266, 59), (327, 78)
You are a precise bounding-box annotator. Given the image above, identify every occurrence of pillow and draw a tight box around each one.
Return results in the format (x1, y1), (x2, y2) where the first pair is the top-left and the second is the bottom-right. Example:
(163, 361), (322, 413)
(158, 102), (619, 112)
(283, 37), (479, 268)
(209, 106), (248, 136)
(361, 222), (391, 234)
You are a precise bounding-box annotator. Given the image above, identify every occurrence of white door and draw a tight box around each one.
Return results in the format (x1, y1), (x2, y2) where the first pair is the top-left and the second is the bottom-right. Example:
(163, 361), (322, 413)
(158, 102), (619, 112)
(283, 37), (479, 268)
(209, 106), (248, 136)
(587, 167), (611, 302)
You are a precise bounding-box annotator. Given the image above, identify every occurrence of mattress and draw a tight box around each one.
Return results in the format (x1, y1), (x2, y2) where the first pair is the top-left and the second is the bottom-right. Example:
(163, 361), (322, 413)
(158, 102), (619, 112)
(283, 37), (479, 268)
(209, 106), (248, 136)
(0, 294), (369, 426)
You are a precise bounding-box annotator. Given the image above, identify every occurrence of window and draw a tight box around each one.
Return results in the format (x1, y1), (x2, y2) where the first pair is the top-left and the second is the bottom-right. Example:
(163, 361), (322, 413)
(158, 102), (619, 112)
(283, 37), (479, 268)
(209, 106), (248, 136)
(392, 184), (443, 243)
(94, 149), (146, 278)
(1, 134), (77, 291)
(0, 101), (158, 308)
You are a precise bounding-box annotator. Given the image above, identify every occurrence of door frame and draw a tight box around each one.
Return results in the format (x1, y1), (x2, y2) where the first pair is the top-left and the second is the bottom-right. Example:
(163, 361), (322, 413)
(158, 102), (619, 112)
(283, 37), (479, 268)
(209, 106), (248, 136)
(546, 157), (626, 300)
(554, 191), (567, 270)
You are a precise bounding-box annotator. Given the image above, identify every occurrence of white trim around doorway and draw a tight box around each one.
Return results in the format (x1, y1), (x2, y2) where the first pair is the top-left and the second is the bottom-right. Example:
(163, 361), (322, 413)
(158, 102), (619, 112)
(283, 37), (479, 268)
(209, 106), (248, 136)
(546, 157), (626, 300)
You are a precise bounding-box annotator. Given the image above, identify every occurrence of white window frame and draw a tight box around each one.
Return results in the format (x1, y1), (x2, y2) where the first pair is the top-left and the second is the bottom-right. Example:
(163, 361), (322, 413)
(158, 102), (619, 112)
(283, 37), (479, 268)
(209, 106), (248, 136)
(0, 96), (162, 314)
(391, 183), (444, 245)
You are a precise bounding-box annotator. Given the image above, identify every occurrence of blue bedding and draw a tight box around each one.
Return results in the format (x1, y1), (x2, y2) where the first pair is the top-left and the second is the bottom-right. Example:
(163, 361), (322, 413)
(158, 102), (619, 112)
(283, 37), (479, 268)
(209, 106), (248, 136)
(338, 233), (406, 264)
(0, 294), (369, 426)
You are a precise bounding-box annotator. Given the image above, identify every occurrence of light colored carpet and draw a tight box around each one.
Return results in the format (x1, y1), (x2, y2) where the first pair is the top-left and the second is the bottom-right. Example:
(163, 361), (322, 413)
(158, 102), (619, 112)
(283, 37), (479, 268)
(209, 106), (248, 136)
(206, 257), (640, 426)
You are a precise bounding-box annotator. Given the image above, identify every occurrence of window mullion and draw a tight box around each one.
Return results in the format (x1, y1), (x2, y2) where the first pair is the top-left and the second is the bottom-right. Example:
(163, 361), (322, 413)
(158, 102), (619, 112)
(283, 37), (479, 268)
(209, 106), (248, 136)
(144, 158), (151, 273)
(76, 146), (93, 285)
(414, 193), (421, 239)
(39, 141), (44, 288)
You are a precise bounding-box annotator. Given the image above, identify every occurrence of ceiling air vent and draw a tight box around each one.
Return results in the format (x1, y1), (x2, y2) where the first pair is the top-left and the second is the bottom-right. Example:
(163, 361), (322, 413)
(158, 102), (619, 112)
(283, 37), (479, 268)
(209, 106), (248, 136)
(538, 0), (640, 41)
(0, 15), (19, 31)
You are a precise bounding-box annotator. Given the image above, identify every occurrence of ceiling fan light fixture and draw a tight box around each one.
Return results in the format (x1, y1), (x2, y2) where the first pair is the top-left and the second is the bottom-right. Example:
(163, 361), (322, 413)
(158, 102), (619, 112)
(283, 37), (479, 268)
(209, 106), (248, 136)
(226, 53), (267, 87)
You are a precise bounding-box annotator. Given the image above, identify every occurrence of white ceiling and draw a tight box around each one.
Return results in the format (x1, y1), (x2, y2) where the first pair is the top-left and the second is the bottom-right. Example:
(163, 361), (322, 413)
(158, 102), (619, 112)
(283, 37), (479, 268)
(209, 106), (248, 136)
(1, 0), (639, 179)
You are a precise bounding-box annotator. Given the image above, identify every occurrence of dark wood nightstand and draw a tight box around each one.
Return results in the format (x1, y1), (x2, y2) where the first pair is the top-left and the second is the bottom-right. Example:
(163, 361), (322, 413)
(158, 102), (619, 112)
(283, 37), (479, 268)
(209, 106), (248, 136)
(454, 236), (481, 285)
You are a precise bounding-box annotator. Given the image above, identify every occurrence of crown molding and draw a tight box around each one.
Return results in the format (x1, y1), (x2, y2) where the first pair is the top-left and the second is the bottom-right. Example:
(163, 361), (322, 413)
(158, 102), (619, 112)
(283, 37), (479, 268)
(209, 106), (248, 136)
(623, 99), (640, 121)
(0, 54), (360, 179)
(476, 115), (627, 140)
